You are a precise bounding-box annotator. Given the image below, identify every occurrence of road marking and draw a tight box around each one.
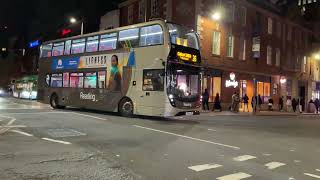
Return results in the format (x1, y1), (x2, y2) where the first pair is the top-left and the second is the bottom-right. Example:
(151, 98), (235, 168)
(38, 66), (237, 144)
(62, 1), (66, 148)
(262, 153), (272, 156)
(233, 155), (257, 162)
(10, 130), (33, 137)
(188, 163), (222, 172)
(133, 125), (240, 150)
(304, 173), (320, 179)
(265, 162), (286, 170)
(216, 172), (252, 180)
(4, 112), (68, 115)
(316, 169), (320, 172)
(72, 112), (109, 121)
(0, 125), (26, 128)
(41, 138), (71, 145)
(208, 129), (217, 132)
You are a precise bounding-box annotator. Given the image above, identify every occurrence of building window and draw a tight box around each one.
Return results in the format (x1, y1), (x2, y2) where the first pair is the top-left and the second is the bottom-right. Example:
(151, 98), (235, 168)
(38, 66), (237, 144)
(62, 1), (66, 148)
(99, 33), (117, 51)
(70, 73), (84, 88)
(150, 0), (159, 17)
(142, 69), (164, 91)
(277, 21), (281, 38)
(50, 74), (63, 88)
(267, 46), (272, 65)
(212, 31), (221, 55)
(52, 42), (64, 57)
(140, 25), (163, 46)
(276, 48), (281, 67)
(84, 73), (97, 89)
(240, 6), (246, 26)
(71, 38), (86, 54)
(287, 26), (292, 41)
(268, 18), (273, 35)
(239, 33), (246, 60)
(226, 35), (234, 58)
(225, 1), (235, 23)
(302, 56), (307, 73)
(86, 36), (99, 53)
(138, 0), (145, 22)
(128, 5), (134, 24)
(63, 73), (69, 87)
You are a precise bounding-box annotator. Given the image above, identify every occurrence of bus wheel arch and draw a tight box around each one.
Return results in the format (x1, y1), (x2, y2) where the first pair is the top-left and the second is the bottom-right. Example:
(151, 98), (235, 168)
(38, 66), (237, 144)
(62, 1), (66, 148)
(118, 97), (134, 117)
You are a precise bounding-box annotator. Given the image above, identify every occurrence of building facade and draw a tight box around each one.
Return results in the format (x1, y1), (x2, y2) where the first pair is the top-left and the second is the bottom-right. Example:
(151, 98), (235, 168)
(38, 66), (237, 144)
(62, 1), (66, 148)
(117, 0), (319, 111)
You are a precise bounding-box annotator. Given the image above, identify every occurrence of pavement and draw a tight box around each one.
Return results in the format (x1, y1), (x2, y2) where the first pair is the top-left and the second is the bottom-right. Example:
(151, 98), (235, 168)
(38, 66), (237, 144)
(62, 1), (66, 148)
(1, 97), (320, 180)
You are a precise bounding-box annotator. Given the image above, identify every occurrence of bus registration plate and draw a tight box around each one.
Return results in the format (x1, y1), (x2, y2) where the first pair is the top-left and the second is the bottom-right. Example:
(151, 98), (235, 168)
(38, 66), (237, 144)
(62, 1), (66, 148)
(183, 103), (192, 107)
(186, 112), (194, 116)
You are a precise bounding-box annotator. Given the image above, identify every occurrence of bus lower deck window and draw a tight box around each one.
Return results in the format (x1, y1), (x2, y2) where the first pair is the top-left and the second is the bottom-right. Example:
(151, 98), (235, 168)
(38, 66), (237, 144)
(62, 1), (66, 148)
(84, 73), (97, 89)
(70, 73), (84, 88)
(98, 71), (106, 89)
(50, 74), (63, 88)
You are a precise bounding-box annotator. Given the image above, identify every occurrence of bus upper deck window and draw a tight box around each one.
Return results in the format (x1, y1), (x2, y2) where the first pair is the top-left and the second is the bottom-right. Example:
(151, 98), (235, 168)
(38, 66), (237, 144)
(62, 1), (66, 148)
(99, 33), (117, 51)
(119, 28), (139, 48)
(140, 25), (163, 46)
(86, 36), (99, 53)
(52, 42), (64, 57)
(40, 43), (53, 58)
(71, 38), (86, 54)
(64, 40), (71, 55)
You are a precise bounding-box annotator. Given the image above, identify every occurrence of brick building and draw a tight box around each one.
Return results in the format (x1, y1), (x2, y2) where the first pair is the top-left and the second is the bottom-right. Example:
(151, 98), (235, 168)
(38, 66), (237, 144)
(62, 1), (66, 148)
(117, 0), (319, 111)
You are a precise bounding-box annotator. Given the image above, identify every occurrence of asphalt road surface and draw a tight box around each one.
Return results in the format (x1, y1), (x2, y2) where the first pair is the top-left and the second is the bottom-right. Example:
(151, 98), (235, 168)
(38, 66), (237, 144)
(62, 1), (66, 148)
(0, 97), (320, 180)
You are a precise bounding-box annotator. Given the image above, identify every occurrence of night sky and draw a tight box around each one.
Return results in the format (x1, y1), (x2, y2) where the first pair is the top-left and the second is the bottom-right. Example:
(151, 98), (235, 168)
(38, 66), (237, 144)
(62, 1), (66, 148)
(0, 0), (122, 48)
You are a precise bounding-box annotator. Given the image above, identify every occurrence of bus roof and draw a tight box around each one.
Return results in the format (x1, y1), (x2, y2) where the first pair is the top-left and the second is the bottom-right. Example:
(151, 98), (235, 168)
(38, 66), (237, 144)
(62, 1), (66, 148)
(43, 20), (168, 45)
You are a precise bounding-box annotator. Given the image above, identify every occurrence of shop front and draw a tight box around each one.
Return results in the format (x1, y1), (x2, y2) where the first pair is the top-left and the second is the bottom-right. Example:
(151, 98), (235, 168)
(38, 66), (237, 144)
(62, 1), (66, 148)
(203, 69), (275, 111)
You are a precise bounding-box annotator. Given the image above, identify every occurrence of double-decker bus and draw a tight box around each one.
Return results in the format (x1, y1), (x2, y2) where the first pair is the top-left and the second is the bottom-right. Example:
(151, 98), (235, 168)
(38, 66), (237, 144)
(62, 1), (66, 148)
(38, 20), (201, 117)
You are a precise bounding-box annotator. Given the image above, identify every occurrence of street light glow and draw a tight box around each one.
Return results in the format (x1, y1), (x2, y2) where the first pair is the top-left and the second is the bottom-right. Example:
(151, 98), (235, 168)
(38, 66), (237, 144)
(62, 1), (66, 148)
(315, 54), (320, 60)
(70, 17), (77, 24)
(212, 12), (221, 21)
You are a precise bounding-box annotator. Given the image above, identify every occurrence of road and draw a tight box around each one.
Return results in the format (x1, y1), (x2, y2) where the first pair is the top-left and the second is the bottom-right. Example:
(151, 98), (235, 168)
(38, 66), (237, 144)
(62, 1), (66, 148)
(0, 97), (320, 180)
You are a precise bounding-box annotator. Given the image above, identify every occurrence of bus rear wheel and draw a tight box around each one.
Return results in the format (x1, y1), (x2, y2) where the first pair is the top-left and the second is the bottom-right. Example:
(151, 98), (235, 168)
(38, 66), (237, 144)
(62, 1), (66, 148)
(50, 94), (65, 109)
(119, 98), (134, 117)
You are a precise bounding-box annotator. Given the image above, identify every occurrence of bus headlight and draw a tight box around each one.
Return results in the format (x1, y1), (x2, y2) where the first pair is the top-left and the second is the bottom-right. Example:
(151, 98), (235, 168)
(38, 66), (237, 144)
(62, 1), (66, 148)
(169, 94), (174, 99)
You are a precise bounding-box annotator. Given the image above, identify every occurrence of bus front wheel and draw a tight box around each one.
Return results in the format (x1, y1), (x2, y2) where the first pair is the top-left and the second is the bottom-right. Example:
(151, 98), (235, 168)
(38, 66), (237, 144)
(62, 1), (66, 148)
(119, 98), (134, 117)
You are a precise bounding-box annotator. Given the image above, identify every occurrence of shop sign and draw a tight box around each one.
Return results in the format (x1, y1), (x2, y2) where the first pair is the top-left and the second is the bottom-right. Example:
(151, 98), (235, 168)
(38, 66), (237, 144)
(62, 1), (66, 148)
(225, 72), (239, 88)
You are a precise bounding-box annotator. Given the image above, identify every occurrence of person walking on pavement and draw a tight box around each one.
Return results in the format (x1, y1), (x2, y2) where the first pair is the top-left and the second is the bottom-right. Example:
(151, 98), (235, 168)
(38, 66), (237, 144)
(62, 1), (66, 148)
(268, 97), (274, 111)
(202, 89), (209, 111)
(252, 96), (257, 112)
(286, 96), (292, 112)
(258, 94), (263, 111)
(242, 94), (249, 112)
(213, 93), (222, 112)
(292, 98), (298, 112)
(279, 96), (284, 111)
(314, 98), (320, 114)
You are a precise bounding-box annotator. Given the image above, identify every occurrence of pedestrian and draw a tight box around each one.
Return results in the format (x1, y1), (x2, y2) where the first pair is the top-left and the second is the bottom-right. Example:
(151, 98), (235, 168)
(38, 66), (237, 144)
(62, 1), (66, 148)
(308, 99), (316, 113)
(231, 92), (237, 111)
(292, 98), (298, 112)
(252, 96), (257, 112)
(314, 98), (320, 114)
(286, 96), (292, 112)
(268, 97), (274, 111)
(258, 94), (263, 111)
(242, 94), (249, 112)
(279, 96), (284, 111)
(301, 97), (305, 112)
(202, 89), (209, 111)
(234, 92), (240, 112)
(213, 93), (222, 112)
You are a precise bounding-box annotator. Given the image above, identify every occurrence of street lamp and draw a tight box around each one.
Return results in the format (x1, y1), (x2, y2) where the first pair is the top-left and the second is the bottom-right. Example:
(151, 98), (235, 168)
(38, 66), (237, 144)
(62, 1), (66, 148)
(314, 53), (320, 60)
(69, 17), (84, 35)
(212, 12), (222, 21)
